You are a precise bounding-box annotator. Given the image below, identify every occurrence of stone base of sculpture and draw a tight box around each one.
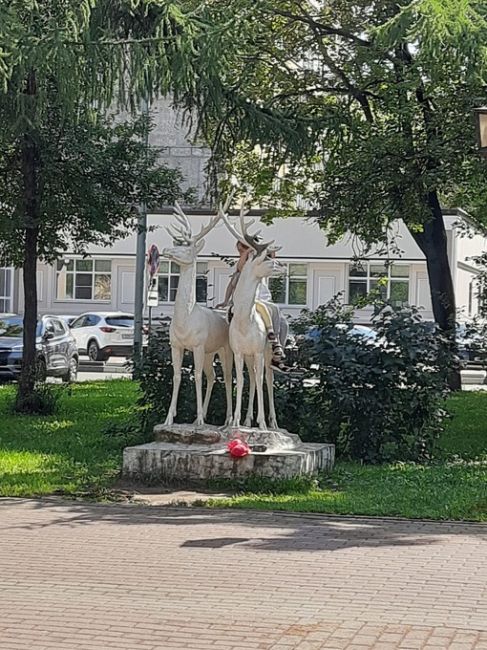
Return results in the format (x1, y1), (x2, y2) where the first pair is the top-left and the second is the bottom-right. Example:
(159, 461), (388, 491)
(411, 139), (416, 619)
(122, 423), (334, 485)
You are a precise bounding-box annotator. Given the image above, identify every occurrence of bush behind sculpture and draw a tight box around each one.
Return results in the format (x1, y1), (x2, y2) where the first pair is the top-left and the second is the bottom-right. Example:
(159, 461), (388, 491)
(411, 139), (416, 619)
(137, 304), (452, 463)
(276, 301), (452, 463)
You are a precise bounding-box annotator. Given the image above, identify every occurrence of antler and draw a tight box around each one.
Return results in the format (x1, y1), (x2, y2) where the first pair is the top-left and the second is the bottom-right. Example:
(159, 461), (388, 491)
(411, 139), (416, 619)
(219, 197), (275, 255)
(218, 202), (247, 246)
(238, 202), (274, 255)
(166, 202), (193, 244)
(193, 212), (221, 242)
(167, 200), (224, 245)
(173, 202), (192, 235)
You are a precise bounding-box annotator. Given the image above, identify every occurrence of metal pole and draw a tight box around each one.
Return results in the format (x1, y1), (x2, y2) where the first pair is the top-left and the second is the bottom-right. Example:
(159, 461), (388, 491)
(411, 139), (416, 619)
(133, 97), (149, 368)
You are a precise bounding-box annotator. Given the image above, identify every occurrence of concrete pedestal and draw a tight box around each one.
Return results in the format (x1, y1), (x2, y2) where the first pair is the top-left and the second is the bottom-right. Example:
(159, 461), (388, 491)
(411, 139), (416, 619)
(123, 423), (334, 485)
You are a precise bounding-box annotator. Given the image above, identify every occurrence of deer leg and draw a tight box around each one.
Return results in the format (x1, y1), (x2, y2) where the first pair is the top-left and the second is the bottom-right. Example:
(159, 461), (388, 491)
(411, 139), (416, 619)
(265, 362), (278, 430)
(254, 354), (267, 430)
(193, 345), (206, 426)
(233, 353), (244, 427)
(164, 345), (184, 426)
(220, 345), (234, 427)
(244, 355), (255, 428)
(202, 353), (215, 420)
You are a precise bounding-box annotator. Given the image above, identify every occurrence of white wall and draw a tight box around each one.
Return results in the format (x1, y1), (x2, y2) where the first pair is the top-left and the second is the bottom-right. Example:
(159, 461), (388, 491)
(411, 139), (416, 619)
(86, 212), (429, 261)
(23, 212), (484, 325)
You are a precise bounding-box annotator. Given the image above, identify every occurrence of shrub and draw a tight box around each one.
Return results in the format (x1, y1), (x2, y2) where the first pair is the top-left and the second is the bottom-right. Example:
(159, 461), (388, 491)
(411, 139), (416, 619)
(459, 317), (487, 369)
(12, 382), (65, 415)
(276, 300), (453, 463)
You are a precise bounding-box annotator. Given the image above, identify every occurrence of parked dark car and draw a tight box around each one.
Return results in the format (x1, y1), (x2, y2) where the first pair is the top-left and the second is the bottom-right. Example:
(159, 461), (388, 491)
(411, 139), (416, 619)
(0, 315), (79, 382)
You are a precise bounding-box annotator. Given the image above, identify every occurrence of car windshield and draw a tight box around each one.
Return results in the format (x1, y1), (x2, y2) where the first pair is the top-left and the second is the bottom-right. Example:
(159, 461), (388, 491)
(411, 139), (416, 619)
(105, 316), (134, 328)
(0, 316), (42, 337)
(350, 326), (376, 339)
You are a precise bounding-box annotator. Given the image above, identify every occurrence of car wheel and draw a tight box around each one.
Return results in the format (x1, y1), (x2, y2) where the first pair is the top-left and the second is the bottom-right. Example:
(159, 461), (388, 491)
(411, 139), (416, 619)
(62, 357), (78, 383)
(87, 340), (103, 362)
(36, 357), (47, 382)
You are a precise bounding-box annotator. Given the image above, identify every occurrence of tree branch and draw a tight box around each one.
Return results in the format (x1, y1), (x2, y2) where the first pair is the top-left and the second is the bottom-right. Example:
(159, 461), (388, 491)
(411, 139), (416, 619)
(272, 8), (373, 48)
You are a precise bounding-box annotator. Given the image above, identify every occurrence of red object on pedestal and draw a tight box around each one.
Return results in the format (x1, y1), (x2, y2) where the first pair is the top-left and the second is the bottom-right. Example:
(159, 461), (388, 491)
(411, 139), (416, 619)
(227, 438), (251, 458)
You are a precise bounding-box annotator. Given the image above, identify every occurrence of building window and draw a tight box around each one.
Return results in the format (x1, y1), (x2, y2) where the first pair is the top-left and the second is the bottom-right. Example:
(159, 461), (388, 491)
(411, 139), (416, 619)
(56, 258), (112, 301)
(0, 268), (12, 313)
(158, 261), (180, 303)
(269, 263), (308, 306)
(348, 262), (409, 306)
(158, 261), (208, 303)
(196, 262), (208, 303)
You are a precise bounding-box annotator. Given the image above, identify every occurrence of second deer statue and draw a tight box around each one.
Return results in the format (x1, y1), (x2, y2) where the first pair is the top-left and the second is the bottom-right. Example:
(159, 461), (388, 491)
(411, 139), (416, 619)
(220, 207), (283, 430)
(162, 203), (233, 426)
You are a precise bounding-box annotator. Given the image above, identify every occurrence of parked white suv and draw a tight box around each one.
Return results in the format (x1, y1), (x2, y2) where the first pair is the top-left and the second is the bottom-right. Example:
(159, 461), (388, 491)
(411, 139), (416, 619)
(69, 312), (146, 361)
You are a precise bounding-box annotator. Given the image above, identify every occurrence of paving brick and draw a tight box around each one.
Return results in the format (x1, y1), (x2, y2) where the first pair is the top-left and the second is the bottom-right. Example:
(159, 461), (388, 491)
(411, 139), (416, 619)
(0, 498), (486, 649)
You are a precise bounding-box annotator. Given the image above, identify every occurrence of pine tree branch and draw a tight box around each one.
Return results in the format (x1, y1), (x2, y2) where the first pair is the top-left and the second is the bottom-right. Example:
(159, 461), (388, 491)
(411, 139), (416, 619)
(272, 7), (373, 48)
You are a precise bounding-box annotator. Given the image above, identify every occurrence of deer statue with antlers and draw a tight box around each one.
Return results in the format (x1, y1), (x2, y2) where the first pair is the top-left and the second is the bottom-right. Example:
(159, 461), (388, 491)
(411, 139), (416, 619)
(220, 206), (284, 430)
(162, 202), (233, 427)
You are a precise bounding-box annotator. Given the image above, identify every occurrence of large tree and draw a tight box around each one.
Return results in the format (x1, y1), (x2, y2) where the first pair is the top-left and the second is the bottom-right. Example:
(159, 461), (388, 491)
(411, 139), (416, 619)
(0, 0), (209, 408)
(192, 0), (487, 388)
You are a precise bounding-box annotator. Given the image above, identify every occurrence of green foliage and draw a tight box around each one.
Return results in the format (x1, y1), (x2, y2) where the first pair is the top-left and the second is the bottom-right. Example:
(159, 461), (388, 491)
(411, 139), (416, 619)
(137, 301), (453, 464)
(0, 109), (191, 266)
(470, 252), (487, 318)
(208, 474), (319, 495)
(0, 378), (485, 521)
(0, 0), (209, 122)
(276, 300), (453, 463)
(210, 458), (487, 521)
(11, 382), (64, 416)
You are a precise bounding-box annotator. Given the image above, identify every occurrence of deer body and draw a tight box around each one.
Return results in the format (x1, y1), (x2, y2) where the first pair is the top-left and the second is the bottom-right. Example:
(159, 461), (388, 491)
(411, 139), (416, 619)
(219, 207), (282, 430)
(230, 253), (279, 430)
(162, 206), (233, 427)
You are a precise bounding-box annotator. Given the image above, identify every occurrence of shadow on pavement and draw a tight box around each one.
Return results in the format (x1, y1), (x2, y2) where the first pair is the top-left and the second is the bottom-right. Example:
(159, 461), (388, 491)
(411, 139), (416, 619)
(1, 497), (486, 553)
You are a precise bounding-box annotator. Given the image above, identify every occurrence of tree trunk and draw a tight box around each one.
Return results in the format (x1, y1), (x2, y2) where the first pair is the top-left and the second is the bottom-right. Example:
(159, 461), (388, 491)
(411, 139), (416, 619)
(17, 226), (39, 407)
(16, 70), (41, 410)
(411, 191), (461, 391)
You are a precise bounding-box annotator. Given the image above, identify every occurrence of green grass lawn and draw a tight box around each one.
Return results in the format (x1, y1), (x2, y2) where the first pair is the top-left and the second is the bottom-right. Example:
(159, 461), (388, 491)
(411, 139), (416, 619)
(0, 380), (140, 497)
(210, 390), (487, 521)
(0, 380), (485, 520)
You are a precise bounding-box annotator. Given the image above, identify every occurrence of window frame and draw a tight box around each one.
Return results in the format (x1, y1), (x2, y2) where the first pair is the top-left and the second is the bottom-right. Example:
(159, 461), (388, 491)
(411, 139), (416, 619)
(157, 260), (209, 305)
(55, 257), (112, 303)
(347, 262), (410, 306)
(269, 262), (308, 307)
(157, 260), (181, 304)
(0, 267), (14, 313)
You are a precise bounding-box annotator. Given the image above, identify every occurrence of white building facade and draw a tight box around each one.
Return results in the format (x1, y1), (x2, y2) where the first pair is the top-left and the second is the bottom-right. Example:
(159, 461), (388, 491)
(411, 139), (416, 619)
(6, 207), (485, 325)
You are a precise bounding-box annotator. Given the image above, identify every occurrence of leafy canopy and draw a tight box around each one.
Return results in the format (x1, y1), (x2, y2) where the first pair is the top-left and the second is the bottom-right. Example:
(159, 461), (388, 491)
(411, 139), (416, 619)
(194, 0), (487, 242)
(0, 106), (191, 265)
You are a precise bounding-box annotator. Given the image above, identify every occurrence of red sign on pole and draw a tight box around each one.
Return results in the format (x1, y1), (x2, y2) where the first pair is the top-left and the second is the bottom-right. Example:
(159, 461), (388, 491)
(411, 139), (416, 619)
(147, 244), (160, 277)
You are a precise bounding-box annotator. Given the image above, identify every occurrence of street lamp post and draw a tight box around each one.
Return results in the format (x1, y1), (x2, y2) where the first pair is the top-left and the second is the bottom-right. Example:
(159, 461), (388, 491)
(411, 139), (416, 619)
(474, 107), (487, 156)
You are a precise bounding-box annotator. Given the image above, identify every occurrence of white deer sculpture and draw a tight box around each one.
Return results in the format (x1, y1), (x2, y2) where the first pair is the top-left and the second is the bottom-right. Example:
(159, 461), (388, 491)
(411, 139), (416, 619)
(220, 208), (283, 430)
(162, 203), (233, 427)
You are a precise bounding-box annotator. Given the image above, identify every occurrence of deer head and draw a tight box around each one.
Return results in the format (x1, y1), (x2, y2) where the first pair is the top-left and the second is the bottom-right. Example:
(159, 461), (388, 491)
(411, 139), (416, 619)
(219, 200), (283, 279)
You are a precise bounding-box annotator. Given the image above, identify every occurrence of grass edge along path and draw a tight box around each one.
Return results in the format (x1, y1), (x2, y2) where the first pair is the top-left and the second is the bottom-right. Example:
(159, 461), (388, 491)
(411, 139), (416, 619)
(0, 380), (485, 521)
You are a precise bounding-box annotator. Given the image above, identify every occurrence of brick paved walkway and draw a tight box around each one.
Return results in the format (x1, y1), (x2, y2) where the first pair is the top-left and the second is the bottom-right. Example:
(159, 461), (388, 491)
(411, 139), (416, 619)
(0, 499), (486, 650)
